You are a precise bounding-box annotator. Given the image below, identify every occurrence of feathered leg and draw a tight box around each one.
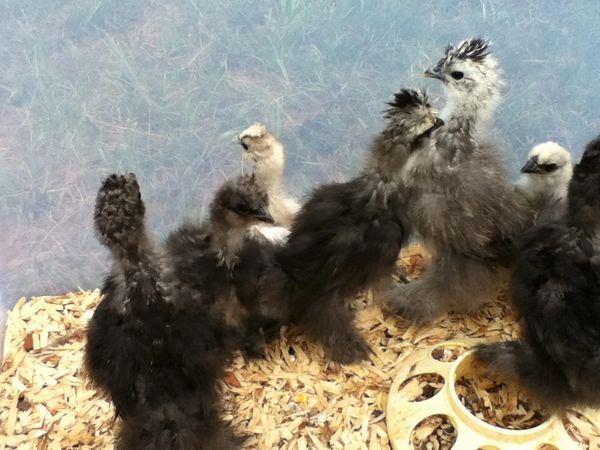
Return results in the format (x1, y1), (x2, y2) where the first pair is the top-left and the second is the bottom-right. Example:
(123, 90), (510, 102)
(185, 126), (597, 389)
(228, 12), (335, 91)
(295, 293), (371, 364)
(383, 252), (507, 323)
(474, 341), (572, 412)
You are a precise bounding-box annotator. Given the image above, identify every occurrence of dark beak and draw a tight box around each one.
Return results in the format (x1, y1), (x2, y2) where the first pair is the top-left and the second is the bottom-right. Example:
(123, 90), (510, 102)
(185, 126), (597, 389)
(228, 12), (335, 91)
(430, 117), (444, 133)
(521, 157), (541, 174)
(237, 135), (249, 151)
(414, 118), (445, 146)
(424, 69), (445, 82)
(253, 209), (274, 224)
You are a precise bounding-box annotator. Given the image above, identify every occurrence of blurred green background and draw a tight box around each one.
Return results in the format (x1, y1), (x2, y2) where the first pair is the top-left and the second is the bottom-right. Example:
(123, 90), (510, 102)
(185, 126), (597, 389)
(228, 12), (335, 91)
(1, 0), (599, 314)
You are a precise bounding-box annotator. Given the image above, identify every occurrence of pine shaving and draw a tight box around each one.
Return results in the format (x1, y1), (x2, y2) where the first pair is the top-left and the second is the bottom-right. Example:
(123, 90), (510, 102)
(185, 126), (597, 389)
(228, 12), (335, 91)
(0, 244), (589, 449)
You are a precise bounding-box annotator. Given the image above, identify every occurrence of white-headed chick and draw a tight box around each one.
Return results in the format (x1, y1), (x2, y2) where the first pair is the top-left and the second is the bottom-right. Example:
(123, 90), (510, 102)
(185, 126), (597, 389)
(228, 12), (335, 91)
(238, 123), (300, 227)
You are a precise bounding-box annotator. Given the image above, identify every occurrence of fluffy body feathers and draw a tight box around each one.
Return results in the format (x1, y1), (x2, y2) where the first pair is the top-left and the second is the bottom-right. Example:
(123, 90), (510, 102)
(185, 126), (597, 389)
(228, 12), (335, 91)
(474, 135), (600, 412)
(86, 174), (241, 449)
(163, 174), (287, 358)
(276, 89), (442, 363)
(383, 39), (533, 323)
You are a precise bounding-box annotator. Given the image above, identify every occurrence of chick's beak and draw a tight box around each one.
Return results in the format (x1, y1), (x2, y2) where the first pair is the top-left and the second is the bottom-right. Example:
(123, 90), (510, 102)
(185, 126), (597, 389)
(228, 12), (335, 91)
(430, 117), (444, 132)
(237, 135), (249, 151)
(424, 69), (446, 82)
(254, 208), (274, 224)
(521, 158), (541, 174)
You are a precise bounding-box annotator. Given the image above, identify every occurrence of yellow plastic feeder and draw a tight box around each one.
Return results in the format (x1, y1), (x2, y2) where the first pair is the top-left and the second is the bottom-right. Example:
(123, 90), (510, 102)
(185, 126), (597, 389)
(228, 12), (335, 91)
(387, 339), (600, 449)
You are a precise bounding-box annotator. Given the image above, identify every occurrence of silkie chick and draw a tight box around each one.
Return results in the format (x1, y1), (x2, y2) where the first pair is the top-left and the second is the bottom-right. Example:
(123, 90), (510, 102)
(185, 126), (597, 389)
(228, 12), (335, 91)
(383, 38), (533, 324)
(86, 173), (241, 450)
(275, 89), (443, 364)
(517, 141), (573, 223)
(474, 135), (600, 412)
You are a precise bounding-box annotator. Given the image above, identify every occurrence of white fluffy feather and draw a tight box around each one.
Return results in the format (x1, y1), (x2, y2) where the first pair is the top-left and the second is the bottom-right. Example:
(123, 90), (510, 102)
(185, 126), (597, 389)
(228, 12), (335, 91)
(249, 224), (290, 244)
(518, 141), (573, 202)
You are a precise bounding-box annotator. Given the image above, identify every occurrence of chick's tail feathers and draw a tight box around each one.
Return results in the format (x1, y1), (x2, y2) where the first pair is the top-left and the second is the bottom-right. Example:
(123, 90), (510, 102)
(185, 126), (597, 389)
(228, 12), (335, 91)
(474, 341), (573, 412)
(91, 172), (166, 339)
(116, 401), (242, 450)
(94, 173), (151, 261)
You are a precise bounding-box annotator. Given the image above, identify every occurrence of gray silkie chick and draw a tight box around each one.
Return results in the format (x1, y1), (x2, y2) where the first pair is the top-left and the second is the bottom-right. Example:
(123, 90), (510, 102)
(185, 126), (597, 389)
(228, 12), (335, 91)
(238, 123), (300, 228)
(86, 173), (242, 450)
(424, 37), (503, 134)
(474, 135), (600, 412)
(383, 38), (533, 323)
(517, 141), (573, 223)
(275, 89), (443, 363)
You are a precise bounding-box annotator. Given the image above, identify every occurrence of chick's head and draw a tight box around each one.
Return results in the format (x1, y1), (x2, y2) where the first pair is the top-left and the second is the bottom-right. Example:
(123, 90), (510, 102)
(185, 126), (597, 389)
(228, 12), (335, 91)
(522, 142), (572, 177)
(238, 123), (283, 161)
(211, 175), (274, 230)
(425, 38), (502, 101)
(385, 88), (443, 147)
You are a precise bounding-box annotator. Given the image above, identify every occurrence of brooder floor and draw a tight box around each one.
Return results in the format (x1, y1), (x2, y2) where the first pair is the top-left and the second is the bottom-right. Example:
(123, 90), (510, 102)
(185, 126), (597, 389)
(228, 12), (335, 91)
(1, 246), (586, 450)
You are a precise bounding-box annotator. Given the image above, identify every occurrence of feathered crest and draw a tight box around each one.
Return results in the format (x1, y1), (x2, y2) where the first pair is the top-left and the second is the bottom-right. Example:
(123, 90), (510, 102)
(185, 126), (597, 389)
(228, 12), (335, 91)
(385, 89), (429, 117)
(445, 37), (491, 62)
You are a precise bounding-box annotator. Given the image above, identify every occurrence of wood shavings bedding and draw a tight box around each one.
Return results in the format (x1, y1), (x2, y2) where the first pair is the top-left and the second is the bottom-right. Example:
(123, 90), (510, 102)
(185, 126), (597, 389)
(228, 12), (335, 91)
(455, 369), (548, 430)
(562, 410), (600, 450)
(409, 414), (457, 450)
(0, 245), (542, 449)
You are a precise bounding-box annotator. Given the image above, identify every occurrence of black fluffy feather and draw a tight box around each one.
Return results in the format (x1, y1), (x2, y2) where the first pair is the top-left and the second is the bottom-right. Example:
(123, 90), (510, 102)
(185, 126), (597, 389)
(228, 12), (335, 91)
(163, 174), (287, 359)
(474, 135), (600, 412)
(85, 174), (241, 449)
(386, 89), (429, 116)
(433, 38), (491, 74)
(274, 90), (439, 363)
(276, 177), (406, 363)
(446, 37), (490, 62)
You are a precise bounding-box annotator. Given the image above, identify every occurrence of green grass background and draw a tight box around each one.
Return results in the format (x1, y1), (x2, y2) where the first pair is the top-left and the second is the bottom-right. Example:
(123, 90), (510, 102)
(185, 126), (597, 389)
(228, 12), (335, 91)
(1, 0), (599, 309)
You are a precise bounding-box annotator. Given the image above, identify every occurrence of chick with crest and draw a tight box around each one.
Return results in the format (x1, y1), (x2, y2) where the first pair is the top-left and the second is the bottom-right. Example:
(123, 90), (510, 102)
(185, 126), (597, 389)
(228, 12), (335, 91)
(517, 141), (573, 223)
(474, 135), (600, 412)
(275, 89), (443, 363)
(383, 38), (533, 323)
(238, 123), (300, 228)
(424, 37), (502, 131)
(86, 173), (247, 449)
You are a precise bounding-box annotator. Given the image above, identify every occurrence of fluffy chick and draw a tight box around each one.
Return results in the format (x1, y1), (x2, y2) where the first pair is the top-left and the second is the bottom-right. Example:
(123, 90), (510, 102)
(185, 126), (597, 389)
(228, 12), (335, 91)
(424, 37), (503, 132)
(275, 89), (443, 363)
(86, 174), (241, 449)
(474, 135), (600, 412)
(517, 141), (573, 222)
(238, 123), (300, 227)
(383, 38), (533, 323)
(164, 174), (288, 358)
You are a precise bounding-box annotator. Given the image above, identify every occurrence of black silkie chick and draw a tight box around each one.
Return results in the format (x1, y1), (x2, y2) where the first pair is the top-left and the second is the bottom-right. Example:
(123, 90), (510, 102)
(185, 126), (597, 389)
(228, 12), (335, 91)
(474, 135), (600, 412)
(164, 174), (286, 358)
(85, 174), (241, 449)
(275, 89), (443, 364)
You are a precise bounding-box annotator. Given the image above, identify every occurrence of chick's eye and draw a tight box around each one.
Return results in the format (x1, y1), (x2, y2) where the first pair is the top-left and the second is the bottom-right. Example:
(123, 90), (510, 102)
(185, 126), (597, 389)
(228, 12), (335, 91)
(450, 71), (464, 80)
(233, 203), (251, 214)
(542, 163), (559, 172)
